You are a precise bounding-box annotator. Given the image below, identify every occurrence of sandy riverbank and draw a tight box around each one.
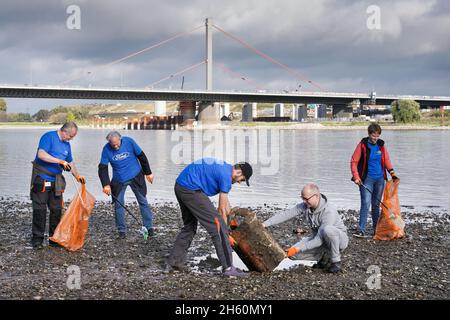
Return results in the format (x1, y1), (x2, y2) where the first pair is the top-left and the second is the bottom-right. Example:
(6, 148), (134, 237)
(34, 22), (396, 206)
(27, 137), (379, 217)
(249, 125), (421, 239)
(0, 198), (448, 300)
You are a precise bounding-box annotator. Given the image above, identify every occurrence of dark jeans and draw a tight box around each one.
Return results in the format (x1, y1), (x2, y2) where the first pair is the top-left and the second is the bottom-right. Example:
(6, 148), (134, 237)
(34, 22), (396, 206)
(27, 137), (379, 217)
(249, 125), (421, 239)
(30, 176), (63, 245)
(167, 183), (233, 270)
(114, 179), (153, 233)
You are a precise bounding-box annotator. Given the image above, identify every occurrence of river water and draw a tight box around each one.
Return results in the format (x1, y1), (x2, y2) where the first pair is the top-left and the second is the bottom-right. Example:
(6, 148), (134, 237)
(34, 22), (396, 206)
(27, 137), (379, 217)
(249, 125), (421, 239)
(0, 127), (449, 212)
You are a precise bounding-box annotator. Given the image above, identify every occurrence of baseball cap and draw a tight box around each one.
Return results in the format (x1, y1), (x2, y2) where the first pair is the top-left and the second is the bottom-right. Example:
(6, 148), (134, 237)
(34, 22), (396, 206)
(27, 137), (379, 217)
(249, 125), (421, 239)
(236, 162), (253, 186)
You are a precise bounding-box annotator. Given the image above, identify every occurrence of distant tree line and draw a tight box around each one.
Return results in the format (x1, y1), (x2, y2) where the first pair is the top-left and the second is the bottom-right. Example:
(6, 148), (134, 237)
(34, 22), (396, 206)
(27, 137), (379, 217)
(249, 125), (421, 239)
(0, 99), (92, 123)
(0, 98), (7, 121)
(33, 106), (91, 124)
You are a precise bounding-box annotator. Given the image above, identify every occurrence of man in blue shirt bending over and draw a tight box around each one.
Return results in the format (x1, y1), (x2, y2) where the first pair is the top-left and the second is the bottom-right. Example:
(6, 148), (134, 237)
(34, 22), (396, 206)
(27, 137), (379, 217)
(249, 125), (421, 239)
(98, 131), (154, 239)
(166, 158), (253, 277)
(30, 122), (85, 249)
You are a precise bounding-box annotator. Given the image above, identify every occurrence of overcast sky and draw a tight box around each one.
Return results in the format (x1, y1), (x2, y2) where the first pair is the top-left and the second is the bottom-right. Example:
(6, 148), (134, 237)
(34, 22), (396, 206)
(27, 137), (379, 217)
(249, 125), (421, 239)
(1, 0), (449, 113)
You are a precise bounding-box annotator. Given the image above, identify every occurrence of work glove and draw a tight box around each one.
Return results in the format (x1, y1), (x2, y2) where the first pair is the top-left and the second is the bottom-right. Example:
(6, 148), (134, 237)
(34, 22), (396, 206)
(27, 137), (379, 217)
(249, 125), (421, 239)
(75, 175), (86, 184)
(229, 218), (238, 229)
(145, 174), (154, 184)
(228, 235), (237, 247)
(286, 246), (300, 258)
(58, 160), (72, 171)
(103, 185), (111, 195)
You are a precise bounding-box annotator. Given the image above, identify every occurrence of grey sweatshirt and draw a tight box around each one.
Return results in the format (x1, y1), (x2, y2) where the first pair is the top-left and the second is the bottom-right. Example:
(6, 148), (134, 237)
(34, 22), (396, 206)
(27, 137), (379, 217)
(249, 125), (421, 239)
(263, 194), (347, 251)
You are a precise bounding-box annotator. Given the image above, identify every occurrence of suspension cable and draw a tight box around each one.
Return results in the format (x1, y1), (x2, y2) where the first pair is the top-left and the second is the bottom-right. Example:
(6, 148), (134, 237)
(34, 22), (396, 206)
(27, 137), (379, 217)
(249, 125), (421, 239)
(214, 62), (264, 90)
(146, 60), (206, 88)
(60, 25), (203, 85)
(212, 24), (325, 91)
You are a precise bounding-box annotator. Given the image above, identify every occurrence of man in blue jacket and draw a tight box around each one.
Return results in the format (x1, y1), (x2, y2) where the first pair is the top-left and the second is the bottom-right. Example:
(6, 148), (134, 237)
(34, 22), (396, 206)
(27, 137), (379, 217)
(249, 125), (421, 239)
(98, 131), (154, 239)
(166, 158), (253, 277)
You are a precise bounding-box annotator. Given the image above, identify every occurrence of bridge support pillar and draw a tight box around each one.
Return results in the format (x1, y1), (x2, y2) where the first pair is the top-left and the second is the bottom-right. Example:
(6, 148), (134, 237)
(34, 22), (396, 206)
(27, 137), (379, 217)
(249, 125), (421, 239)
(291, 104), (298, 120)
(251, 103), (257, 118)
(297, 104), (307, 121)
(198, 101), (220, 125)
(242, 103), (253, 122)
(220, 103), (230, 119)
(274, 103), (284, 117)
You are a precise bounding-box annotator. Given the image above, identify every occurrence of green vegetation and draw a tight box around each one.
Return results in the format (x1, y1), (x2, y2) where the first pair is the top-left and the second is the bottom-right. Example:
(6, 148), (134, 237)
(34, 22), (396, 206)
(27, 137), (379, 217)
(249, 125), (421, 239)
(48, 112), (67, 124)
(33, 109), (51, 122)
(391, 100), (421, 123)
(0, 121), (55, 127)
(0, 98), (6, 112)
(6, 113), (32, 122)
(0, 98), (7, 122)
(66, 111), (76, 122)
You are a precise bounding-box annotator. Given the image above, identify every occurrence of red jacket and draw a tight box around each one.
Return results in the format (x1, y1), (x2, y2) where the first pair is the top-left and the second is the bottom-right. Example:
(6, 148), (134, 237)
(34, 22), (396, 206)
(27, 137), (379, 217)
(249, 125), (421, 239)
(351, 137), (394, 182)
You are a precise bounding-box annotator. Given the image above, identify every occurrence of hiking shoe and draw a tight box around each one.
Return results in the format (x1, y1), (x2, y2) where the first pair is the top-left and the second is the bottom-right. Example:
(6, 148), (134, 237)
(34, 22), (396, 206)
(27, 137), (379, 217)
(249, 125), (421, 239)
(222, 266), (248, 277)
(118, 232), (126, 239)
(353, 230), (368, 238)
(147, 228), (155, 237)
(328, 262), (342, 273)
(312, 259), (328, 269)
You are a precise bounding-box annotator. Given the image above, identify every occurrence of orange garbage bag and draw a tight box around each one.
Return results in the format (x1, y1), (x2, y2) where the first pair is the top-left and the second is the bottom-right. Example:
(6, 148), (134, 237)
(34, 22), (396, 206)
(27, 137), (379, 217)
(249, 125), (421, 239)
(374, 180), (405, 240)
(49, 184), (96, 251)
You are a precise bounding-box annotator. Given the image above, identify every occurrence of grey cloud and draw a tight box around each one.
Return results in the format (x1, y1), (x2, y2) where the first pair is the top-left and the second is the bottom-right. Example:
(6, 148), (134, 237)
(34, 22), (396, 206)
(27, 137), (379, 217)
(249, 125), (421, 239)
(1, 0), (449, 113)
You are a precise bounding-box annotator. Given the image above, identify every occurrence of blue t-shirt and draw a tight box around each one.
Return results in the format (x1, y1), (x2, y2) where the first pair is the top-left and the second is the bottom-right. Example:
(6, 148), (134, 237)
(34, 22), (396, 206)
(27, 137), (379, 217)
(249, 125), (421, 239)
(367, 142), (383, 179)
(100, 136), (143, 183)
(34, 131), (73, 182)
(176, 158), (233, 197)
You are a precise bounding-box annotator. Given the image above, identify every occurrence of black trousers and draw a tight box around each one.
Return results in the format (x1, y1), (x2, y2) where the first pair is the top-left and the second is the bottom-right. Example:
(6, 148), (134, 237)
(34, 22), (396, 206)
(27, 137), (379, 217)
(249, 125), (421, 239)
(30, 176), (63, 245)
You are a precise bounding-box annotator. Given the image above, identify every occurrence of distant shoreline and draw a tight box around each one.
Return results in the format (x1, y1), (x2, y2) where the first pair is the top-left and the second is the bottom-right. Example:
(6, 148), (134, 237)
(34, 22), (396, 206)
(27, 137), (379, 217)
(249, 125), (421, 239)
(0, 122), (449, 130)
(222, 122), (450, 130)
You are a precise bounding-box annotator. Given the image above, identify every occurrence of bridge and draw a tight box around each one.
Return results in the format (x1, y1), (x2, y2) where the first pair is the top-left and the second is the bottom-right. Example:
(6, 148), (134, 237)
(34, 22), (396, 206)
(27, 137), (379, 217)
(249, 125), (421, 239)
(2, 19), (450, 124)
(1, 84), (449, 107)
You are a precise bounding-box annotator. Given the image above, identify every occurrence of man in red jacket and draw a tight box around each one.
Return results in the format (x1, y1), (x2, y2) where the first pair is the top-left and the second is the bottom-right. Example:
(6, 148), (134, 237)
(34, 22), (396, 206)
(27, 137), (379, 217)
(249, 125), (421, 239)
(350, 123), (399, 238)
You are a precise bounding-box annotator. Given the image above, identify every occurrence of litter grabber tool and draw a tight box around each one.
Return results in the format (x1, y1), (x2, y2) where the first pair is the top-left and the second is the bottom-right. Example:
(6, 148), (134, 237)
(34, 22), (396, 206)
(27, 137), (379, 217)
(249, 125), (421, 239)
(110, 193), (149, 240)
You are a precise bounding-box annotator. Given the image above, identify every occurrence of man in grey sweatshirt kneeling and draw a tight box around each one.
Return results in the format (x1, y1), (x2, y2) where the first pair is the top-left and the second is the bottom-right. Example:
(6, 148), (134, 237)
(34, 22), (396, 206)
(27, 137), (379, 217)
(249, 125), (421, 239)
(263, 183), (349, 273)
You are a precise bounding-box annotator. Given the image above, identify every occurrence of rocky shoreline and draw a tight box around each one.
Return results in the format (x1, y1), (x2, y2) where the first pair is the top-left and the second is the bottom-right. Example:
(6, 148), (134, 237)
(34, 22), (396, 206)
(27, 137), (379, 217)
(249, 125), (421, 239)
(0, 198), (448, 300)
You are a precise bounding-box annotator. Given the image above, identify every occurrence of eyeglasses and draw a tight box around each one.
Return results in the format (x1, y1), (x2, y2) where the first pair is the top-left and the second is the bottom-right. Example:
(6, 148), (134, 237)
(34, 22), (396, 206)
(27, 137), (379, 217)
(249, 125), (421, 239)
(63, 130), (76, 139)
(301, 193), (317, 202)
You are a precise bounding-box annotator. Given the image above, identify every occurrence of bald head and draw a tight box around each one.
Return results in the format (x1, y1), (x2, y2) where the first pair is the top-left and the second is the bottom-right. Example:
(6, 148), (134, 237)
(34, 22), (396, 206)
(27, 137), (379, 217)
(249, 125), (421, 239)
(302, 183), (319, 196)
(301, 183), (321, 209)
